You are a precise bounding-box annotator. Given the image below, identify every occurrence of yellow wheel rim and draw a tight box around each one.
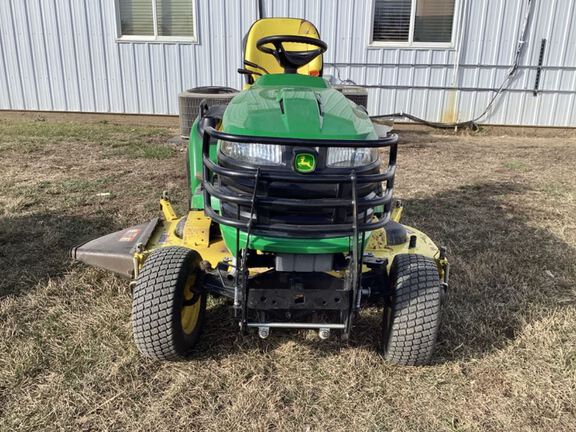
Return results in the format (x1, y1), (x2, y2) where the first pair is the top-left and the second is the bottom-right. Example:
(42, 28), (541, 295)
(181, 273), (201, 334)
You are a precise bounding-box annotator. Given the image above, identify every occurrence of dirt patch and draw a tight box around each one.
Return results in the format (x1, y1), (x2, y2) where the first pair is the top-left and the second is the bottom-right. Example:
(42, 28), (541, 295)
(0, 110), (180, 128)
(1, 117), (575, 431)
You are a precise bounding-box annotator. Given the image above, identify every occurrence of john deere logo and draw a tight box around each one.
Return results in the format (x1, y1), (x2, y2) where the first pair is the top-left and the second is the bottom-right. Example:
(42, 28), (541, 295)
(295, 153), (316, 173)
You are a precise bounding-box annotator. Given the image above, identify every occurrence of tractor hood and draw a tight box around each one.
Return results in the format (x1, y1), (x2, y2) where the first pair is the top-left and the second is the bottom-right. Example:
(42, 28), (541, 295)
(223, 74), (377, 140)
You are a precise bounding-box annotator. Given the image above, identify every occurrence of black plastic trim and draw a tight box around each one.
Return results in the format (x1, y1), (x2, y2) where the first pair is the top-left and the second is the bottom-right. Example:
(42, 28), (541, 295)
(201, 126), (398, 238)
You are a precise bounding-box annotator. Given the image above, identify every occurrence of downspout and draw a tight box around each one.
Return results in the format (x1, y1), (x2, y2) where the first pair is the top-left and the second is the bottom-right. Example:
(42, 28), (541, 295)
(511, 0), (534, 77)
(451, 0), (469, 126)
(257, 0), (264, 19)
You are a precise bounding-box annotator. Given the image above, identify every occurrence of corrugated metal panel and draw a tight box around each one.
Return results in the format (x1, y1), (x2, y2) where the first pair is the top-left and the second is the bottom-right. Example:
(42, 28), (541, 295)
(0, 0), (575, 126)
(262, 0), (576, 126)
(0, 0), (255, 115)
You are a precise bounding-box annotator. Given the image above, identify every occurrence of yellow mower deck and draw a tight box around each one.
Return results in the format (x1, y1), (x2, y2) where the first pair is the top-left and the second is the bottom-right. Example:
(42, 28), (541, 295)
(73, 195), (447, 283)
(137, 197), (447, 281)
(135, 198), (231, 274)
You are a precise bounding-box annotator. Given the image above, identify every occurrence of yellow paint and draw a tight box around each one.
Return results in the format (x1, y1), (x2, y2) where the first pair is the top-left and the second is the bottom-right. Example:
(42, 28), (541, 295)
(134, 199), (447, 281)
(243, 18), (323, 86)
(391, 204), (403, 223)
(183, 210), (211, 247)
(364, 204), (447, 274)
(181, 273), (201, 334)
(365, 224), (445, 273)
(133, 201), (231, 275)
(160, 198), (178, 221)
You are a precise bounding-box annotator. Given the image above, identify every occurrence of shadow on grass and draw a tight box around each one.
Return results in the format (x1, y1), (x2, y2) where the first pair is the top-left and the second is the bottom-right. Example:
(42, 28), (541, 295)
(0, 211), (118, 297)
(192, 301), (350, 360)
(194, 181), (576, 363)
(402, 181), (575, 362)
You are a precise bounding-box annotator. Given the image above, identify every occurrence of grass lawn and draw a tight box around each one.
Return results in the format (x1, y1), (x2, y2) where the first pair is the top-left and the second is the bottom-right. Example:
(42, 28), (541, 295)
(1, 115), (575, 431)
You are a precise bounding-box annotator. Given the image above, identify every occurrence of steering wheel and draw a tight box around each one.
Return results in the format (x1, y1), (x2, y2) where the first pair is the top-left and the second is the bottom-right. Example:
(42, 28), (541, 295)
(256, 35), (327, 74)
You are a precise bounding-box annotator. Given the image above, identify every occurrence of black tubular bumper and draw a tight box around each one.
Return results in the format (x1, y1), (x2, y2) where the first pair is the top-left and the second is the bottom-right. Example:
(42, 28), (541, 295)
(201, 126), (398, 238)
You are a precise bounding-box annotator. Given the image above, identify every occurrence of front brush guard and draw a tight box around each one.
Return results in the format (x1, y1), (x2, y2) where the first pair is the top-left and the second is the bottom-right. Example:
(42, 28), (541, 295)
(201, 126), (398, 237)
(201, 126), (399, 336)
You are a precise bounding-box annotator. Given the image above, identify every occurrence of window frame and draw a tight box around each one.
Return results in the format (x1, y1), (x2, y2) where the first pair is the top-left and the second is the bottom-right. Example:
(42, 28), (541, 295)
(367, 0), (461, 49)
(114, 0), (198, 43)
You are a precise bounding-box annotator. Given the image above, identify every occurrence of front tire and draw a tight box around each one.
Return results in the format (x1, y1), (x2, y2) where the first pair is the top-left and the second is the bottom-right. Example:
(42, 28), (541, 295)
(382, 254), (442, 366)
(132, 247), (206, 360)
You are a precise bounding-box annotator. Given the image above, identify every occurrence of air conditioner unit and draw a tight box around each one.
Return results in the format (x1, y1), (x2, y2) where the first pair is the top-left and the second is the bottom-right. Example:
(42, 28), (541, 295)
(178, 86), (238, 140)
(333, 85), (368, 109)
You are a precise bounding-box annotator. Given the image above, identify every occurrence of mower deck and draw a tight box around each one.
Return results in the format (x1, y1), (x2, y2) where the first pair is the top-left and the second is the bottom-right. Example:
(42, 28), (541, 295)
(73, 195), (448, 305)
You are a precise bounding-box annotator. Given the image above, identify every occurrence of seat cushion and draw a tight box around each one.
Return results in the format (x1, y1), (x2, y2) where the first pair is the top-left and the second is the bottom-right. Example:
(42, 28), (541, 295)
(243, 18), (323, 83)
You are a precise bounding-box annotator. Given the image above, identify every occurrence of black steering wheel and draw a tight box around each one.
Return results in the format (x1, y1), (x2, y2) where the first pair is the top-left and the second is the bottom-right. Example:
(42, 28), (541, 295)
(256, 35), (327, 74)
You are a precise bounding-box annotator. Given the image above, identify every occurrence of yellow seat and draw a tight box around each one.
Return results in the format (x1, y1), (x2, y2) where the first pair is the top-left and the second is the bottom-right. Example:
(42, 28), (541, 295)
(243, 18), (323, 87)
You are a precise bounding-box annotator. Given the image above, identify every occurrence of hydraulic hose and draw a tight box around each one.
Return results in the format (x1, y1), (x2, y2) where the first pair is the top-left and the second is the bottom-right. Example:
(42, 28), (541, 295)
(370, 112), (479, 131)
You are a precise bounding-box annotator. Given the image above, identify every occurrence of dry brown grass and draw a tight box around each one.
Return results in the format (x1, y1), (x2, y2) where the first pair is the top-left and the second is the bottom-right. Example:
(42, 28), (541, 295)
(1, 116), (575, 431)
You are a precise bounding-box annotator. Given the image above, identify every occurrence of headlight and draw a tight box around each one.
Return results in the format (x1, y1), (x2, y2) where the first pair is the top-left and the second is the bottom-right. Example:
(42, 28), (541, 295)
(220, 141), (283, 165)
(326, 147), (379, 167)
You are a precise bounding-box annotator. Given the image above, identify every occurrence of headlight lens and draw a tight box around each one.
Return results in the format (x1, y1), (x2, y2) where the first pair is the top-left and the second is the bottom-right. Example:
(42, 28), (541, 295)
(220, 141), (283, 165)
(220, 141), (379, 168)
(326, 147), (379, 167)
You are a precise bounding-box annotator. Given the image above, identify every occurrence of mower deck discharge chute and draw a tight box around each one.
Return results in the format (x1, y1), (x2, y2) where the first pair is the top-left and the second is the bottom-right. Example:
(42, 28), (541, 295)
(72, 18), (448, 365)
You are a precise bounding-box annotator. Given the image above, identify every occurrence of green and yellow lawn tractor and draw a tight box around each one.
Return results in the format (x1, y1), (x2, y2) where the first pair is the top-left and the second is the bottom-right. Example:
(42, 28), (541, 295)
(72, 18), (448, 366)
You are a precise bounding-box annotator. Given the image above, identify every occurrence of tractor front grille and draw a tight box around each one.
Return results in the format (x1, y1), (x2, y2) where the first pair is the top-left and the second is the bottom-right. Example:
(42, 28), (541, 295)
(201, 126), (398, 238)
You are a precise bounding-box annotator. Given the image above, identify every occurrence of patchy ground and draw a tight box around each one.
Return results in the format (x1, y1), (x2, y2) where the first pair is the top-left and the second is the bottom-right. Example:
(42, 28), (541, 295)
(1, 115), (575, 431)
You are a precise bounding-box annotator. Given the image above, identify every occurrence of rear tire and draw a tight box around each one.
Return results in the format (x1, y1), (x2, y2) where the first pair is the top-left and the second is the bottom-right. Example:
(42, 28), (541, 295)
(132, 247), (206, 360)
(382, 254), (442, 366)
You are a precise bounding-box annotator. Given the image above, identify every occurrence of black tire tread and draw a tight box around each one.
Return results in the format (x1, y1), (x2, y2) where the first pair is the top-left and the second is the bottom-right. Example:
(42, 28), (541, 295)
(132, 246), (204, 361)
(384, 254), (442, 366)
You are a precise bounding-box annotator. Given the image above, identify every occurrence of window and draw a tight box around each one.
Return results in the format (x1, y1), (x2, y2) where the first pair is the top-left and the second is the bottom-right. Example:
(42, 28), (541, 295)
(117, 0), (196, 41)
(371, 0), (456, 46)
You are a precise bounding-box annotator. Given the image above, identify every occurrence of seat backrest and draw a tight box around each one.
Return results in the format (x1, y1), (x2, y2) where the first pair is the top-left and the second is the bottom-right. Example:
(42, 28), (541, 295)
(243, 18), (323, 85)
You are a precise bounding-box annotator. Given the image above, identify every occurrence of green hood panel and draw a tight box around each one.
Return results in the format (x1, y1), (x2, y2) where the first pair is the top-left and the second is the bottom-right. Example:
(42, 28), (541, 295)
(189, 74), (381, 254)
(219, 224), (371, 255)
(223, 74), (377, 140)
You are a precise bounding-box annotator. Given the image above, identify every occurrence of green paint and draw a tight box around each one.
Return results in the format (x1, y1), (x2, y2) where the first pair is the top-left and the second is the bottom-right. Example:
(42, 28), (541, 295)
(188, 117), (218, 205)
(219, 224), (371, 255)
(222, 75), (377, 140)
(191, 194), (220, 212)
(187, 73), (380, 254)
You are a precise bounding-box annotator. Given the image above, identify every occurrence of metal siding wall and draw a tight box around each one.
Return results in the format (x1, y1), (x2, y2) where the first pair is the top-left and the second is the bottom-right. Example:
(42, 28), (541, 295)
(262, 0), (576, 127)
(453, 0), (576, 127)
(0, 0), (255, 115)
(0, 0), (574, 126)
